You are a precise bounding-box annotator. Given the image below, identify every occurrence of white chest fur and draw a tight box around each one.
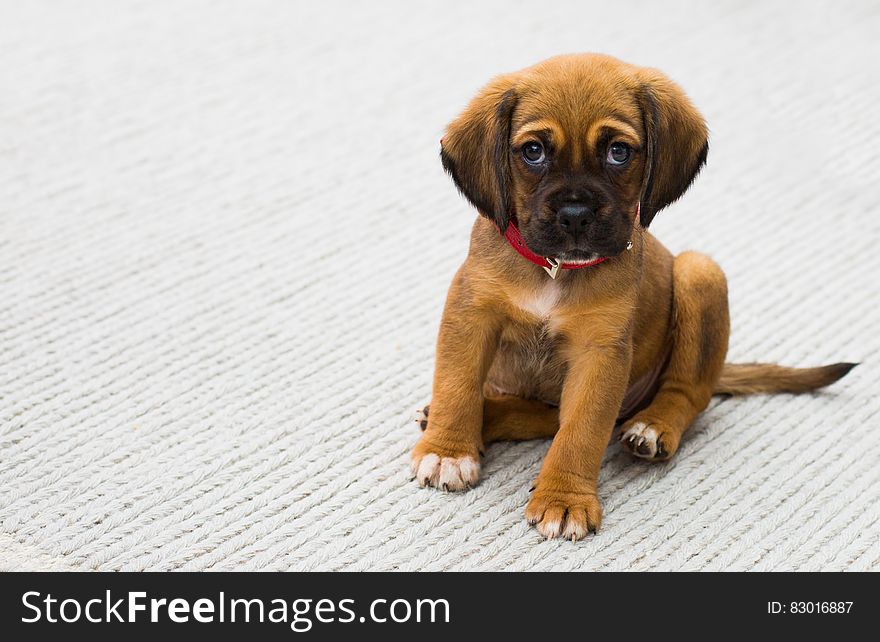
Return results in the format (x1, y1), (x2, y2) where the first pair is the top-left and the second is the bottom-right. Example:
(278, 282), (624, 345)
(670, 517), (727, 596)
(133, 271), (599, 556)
(514, 280), (561, 320)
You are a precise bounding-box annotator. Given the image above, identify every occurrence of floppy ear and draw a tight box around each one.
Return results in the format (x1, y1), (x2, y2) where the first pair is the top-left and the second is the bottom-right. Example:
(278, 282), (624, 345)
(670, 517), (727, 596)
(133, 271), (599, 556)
(440, 74), (519, 232)
(636, 69), (709, 228)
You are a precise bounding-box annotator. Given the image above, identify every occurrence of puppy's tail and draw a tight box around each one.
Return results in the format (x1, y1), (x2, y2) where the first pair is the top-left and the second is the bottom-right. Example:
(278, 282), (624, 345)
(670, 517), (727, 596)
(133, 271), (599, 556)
(714, 362), (857, 396)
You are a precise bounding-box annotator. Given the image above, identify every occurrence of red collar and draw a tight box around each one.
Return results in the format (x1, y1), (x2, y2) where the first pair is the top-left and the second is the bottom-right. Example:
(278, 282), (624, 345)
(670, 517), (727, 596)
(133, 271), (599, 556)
(502, 202), (639, 279)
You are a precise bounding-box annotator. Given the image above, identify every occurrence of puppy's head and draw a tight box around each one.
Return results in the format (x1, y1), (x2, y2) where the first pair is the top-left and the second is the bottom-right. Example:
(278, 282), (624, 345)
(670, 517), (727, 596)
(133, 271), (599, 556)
(441, 54), (708, 262)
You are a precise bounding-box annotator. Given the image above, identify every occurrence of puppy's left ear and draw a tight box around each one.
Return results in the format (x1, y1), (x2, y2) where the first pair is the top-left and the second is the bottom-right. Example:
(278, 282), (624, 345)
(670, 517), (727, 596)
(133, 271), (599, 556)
(636, 69), (709, 228)
(440, 74), (519, 232)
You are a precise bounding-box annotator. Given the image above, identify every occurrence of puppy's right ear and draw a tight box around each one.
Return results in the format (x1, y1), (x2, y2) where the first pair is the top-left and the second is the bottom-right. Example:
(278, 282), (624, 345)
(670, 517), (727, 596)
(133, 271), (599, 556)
(440, 74), (518, 232)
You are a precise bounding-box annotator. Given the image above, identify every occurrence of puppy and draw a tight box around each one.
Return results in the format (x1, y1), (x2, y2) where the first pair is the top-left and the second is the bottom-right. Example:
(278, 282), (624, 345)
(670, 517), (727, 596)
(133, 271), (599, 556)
(412, 53), (855, 541)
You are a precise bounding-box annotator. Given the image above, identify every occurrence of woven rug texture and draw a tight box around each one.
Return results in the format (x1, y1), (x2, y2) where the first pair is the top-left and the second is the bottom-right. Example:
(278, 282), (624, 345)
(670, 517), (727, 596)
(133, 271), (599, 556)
(0, 1), (878, 571)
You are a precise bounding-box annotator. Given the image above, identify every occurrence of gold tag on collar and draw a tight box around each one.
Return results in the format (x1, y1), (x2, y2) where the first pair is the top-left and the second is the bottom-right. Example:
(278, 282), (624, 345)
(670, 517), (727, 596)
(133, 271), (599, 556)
(543, 257), (561, 279)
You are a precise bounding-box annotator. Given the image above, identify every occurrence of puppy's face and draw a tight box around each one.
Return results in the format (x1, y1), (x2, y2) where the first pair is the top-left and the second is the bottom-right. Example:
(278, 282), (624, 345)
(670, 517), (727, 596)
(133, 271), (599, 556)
(441, 54), (709, 262)
(507, 68), (648, 260)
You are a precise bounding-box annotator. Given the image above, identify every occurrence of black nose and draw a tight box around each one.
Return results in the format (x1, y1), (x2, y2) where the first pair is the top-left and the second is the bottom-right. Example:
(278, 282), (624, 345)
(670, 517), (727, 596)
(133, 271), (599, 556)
(556, 204), (593, 235)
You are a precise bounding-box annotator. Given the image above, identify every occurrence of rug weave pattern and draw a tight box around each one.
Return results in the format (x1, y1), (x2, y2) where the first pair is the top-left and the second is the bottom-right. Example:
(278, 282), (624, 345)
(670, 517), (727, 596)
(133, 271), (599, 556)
(1, 1), (877, 571)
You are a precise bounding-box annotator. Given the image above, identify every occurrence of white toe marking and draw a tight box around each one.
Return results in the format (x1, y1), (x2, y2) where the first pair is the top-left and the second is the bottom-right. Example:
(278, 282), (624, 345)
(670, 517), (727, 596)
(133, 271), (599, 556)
(413, 454), (479, 491)
(539, 520), (562, 539)
(562, 519), (587, 541)
(415, 453), (440, 486)
(438, 458), (463, 489)
(457, 457), (480, 484)
(621, 422), (659, 458)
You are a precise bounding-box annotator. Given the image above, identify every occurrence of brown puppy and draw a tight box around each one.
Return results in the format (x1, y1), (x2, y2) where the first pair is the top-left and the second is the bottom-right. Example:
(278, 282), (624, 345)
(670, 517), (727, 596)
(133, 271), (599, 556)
(412, 53), (855, 541)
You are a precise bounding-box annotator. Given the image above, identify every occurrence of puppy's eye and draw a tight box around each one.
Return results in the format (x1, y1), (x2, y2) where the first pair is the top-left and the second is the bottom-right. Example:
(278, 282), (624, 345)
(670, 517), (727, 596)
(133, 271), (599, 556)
(522, 142), (546, 165)
(606, 142), (631, 166)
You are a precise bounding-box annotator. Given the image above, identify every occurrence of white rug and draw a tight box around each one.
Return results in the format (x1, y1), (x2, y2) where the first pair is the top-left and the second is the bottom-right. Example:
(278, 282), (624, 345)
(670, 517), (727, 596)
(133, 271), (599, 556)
(1, 1), (877, 571)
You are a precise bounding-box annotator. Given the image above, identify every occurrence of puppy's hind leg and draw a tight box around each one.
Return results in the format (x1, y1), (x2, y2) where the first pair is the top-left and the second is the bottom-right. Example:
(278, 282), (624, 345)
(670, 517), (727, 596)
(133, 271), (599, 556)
(417, 396), (559, 443)
(619, 251), (730, 460)
(482, 396), (559, 443)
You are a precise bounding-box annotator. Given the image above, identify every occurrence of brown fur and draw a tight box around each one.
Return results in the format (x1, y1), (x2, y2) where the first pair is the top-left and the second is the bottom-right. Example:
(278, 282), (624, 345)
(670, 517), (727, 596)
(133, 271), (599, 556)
(412, 54), (855, 541)
(715, 362), (857, 396)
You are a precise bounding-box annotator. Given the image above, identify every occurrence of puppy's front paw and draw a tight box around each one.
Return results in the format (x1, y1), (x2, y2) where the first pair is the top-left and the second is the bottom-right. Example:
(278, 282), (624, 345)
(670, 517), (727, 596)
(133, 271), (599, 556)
(525, 485), (602, 541)
(411, 437), (480, 491)
(618, 420), (679, 461)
